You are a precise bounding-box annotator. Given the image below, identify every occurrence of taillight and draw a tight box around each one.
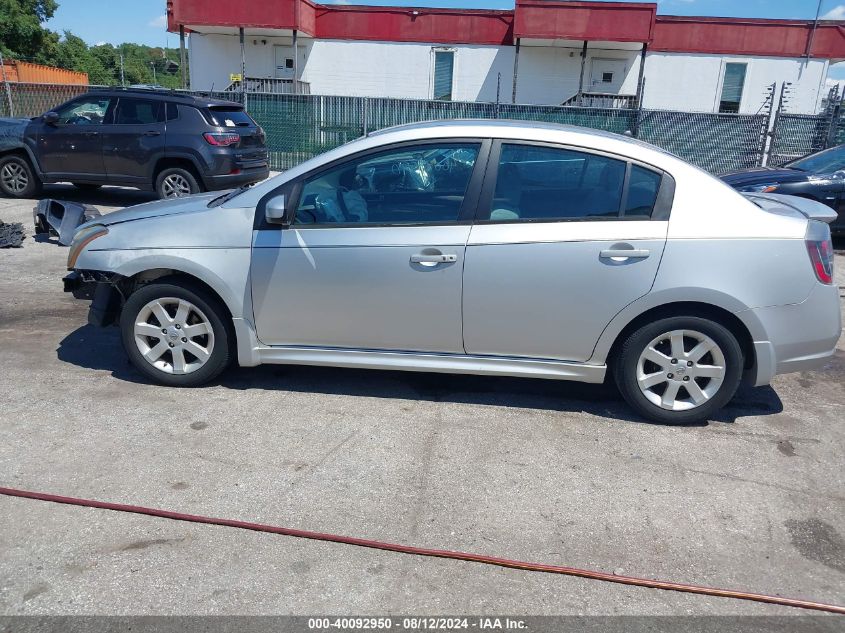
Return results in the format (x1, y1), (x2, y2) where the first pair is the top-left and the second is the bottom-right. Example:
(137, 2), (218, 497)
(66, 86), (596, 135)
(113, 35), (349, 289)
(203, 132), (240, 146)
(805, 222), (834, 285)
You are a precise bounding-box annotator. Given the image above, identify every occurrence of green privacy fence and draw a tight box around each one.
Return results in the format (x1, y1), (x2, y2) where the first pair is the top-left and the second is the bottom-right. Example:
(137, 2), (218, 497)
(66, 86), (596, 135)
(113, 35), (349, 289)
(237, 93), (768, 174)
(4, 80), (841, 175)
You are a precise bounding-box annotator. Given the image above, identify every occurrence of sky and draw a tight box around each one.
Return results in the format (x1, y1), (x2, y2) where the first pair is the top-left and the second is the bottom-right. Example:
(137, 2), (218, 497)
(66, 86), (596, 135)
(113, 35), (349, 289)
(44, 0), (845, 75)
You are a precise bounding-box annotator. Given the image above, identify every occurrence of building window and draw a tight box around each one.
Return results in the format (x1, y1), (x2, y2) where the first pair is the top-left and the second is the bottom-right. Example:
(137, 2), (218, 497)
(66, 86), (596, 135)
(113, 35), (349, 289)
(719, 62), (747, 114)
(433, 50), (455, 101)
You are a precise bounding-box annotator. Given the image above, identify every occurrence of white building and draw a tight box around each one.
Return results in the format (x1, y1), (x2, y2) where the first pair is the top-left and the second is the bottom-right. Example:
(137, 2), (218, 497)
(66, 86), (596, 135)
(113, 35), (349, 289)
(168, 0), (845, 115)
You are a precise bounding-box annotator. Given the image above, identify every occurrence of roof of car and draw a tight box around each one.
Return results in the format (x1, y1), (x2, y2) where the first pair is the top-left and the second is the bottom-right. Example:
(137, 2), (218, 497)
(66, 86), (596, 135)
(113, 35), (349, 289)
(369, 118), (677, 161)
(86, 86), (242, 108)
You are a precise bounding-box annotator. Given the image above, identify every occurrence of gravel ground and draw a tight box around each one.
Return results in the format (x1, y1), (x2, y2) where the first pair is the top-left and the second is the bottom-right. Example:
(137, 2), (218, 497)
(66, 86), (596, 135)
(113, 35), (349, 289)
(0, 185), (843, 617)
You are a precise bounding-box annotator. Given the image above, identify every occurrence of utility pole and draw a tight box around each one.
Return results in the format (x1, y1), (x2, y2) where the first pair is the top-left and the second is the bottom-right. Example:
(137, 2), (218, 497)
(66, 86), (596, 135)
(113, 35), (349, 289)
(150, 61), (156, 84)
(119, 51), (125, 86)
(806, 0), (823, 60)
(0, 52), (14, 116)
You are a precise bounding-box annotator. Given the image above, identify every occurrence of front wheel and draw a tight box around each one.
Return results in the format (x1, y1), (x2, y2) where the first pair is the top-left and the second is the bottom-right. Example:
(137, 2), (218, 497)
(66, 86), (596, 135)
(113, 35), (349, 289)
(613, 316), (744, 425)
(120, 281), (233, 387)
(0, 155), (40, 198)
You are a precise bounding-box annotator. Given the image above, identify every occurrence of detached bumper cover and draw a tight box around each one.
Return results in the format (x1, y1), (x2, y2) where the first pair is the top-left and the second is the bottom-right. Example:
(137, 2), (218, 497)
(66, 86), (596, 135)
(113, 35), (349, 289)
(63, 271), (122, 327)
(35, 199), (101, 246)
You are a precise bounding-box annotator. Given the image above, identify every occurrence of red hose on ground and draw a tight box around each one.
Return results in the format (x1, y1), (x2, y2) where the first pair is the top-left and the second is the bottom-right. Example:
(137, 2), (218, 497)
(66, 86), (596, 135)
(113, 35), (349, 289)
(1, 486), (843, 615)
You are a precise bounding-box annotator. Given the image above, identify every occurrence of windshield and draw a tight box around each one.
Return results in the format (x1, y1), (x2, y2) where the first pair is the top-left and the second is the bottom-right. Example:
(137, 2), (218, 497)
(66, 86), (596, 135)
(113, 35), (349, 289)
(786, 145), (845, 173)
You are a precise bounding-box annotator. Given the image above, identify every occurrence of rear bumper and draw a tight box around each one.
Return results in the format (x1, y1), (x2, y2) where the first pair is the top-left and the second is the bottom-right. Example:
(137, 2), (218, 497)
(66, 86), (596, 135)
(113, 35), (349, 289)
(747, 282), (842, 386)
(202, 165), (270, 191)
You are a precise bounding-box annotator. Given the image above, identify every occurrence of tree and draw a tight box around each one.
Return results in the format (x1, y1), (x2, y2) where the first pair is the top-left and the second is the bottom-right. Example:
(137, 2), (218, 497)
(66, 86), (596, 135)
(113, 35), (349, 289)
(0, 0), (58, 60)
(53, 31), (111, 85)
(0, 0), (187, 88)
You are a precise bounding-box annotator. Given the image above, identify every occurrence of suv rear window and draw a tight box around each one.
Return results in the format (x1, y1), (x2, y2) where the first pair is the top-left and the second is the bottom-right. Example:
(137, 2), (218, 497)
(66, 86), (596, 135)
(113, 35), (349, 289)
(205, 106), (255, 128)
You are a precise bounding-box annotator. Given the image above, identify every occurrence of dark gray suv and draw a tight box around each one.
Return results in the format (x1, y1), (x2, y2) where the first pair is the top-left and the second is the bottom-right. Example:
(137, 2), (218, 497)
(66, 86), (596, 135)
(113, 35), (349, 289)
(0, 88), (269, 199)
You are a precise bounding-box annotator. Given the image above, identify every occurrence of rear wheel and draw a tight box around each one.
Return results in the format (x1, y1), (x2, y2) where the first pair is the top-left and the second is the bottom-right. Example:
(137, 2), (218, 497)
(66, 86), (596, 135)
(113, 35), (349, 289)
(120, 281), (233, 387)
(613, 316), (743, 425)
(155, 167), (201, 199)
(0, 155), (40, 198)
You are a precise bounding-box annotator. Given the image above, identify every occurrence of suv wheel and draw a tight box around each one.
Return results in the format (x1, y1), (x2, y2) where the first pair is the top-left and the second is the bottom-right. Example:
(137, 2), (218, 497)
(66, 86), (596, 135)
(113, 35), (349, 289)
(156, 167), (201, 199)
(613, 316), (743, 425)
(0, 155), (40, 198)
(120, 281), (233, 387)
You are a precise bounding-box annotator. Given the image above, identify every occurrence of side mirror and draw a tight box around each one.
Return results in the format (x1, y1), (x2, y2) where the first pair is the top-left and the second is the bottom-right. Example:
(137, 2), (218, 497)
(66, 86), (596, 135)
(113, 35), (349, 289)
(43, 111), (59, 125)
(264, 194), (288, 225)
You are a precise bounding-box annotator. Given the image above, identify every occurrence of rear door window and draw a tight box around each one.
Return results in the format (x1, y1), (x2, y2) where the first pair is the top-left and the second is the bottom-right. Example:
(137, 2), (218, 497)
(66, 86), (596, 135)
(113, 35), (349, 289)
(114, 98), (164, 125)
(480, 143), (665, 222)
(625, 165), (662, 218)
(206, 106), (255, 128)
(483, 144), (626, 221)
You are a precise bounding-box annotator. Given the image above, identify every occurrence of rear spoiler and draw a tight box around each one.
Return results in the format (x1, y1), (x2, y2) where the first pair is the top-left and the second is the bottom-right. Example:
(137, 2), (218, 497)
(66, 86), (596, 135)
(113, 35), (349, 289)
(742, 192), (838, 224)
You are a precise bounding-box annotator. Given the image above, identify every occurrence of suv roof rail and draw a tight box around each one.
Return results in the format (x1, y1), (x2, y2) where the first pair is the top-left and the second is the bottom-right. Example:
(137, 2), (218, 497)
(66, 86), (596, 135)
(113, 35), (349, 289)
(88, 86), (197, 101)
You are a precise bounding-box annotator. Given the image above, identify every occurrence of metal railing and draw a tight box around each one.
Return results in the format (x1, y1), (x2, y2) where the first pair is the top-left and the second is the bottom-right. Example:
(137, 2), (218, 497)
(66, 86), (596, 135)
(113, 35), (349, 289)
(225, 77), (310, 95)
(562, 92), (639, 109)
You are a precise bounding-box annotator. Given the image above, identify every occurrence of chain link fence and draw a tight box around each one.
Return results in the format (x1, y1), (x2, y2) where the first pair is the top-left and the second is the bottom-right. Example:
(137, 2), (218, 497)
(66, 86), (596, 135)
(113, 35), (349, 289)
(767, 113), (833, 167)
(5, 80), (845, 175)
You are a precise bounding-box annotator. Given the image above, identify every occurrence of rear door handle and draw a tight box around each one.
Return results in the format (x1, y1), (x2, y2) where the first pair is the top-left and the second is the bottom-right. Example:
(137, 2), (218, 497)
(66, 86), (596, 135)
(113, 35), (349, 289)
(143, 130), (161, 136)
(410, 253), (457, 264)
(600, 248), (650, 259)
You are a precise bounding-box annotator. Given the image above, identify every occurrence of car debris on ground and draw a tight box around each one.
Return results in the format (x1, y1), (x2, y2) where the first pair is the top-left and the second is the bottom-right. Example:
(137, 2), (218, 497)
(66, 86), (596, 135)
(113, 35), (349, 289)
(0, 220), (25, 248)
(33, 199), (100, 246)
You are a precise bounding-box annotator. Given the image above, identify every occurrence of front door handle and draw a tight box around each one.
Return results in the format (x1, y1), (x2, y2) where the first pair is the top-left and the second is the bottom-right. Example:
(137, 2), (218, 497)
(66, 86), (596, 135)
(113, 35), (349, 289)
(410, 253), (457, 265)
(599, 248), (651, 259)
(143, 130), (161, 136)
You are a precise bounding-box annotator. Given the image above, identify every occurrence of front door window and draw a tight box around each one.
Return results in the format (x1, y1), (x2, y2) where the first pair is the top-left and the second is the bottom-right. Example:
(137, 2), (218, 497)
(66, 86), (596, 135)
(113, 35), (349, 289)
(294, 143), (480, 225)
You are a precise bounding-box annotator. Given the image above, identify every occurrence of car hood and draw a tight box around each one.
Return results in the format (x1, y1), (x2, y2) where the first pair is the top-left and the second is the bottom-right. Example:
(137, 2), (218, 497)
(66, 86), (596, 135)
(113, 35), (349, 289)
(90, 191), (227, 227)
(0, 117), (30, 151)
(720, 166), (808, 186)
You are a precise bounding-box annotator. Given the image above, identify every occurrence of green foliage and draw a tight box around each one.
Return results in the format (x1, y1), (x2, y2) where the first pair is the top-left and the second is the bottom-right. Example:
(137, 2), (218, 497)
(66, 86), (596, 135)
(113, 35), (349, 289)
(0, 0), (59, 60)
(0, 0), (186, 88)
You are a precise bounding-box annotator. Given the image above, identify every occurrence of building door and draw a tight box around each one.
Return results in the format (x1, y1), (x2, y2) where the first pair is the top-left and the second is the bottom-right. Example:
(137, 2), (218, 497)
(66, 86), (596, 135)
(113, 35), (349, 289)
(274, 46), (295, 80)
(589, 59), (627, 93)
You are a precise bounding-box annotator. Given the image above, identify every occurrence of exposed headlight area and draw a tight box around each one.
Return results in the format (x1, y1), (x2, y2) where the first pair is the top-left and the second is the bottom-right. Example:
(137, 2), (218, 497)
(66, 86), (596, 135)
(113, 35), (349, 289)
(67, 224), (109, 270)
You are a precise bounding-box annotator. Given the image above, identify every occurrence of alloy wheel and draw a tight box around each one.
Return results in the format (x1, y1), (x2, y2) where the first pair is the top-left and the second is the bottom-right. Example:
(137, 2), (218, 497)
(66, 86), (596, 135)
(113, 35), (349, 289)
(636, 329), (726, 411)
(161, 173), (192, 198)
(133, 297), (215, 375)
(1, 162), (29, 193)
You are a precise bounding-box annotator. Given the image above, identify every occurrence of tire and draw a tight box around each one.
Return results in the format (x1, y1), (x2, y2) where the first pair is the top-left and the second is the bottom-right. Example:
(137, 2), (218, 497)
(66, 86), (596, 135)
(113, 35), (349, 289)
(120, 280), (233, 387)
(613, 316), (744, 425)
(72, 183), (102, 190)
(0, 154), (41, 198)
(155, 167), (201, 199)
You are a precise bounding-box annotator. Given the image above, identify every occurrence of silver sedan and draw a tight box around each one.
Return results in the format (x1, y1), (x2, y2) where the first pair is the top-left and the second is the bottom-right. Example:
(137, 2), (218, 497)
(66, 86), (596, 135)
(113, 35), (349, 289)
(63, 120), (841, 424)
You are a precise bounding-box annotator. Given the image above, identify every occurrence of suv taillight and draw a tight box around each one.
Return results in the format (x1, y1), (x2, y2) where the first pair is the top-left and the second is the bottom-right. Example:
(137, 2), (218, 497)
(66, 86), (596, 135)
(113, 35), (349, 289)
(805, 222), (834, 285)
(204, 132), (240, 146)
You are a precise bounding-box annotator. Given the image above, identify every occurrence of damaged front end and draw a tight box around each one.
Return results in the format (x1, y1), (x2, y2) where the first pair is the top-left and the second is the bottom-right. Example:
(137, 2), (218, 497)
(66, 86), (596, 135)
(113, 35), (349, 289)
(63, 270), (124, 327)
